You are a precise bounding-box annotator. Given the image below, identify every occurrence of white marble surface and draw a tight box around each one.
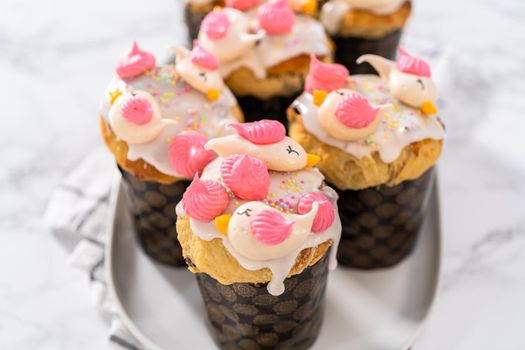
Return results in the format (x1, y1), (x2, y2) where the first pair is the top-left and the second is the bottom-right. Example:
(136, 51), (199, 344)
(1, 0), (524, 349)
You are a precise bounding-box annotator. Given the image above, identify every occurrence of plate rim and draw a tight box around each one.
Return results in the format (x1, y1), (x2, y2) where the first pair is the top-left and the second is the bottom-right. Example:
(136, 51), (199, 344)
(105, 171), (165, 350)
(105, 172), (443, 350)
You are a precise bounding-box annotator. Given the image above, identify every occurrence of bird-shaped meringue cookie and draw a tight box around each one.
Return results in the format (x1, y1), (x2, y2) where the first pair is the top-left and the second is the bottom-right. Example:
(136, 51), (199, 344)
(198, 8), (264, 63)
(357, 47), (439, 116)
(108, 90), (175, 144)
(204, 119), (320, 171)
(217, 201), (319, 261)
(172, 41), (224, 101)
(318, 89), (392, 141)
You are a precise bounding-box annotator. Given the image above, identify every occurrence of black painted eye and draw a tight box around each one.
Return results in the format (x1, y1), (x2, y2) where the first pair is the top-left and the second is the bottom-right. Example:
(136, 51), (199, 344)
(292, 102), (302, 115)
(286, 145), (300, 156)
(417, 79), (425, 90)
(237, 208), (253, 217)
(199, 72), (207, 82)
(336, 91), (345, 96)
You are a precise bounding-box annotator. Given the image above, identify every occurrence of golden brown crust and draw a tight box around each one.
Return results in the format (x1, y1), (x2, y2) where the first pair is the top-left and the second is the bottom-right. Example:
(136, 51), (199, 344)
(176, 216), (332, 285)
(287, 108), (442, 190)
(337, 1), (412, 38)
(99, 105), (243, 183)
(225, 52), (333, 100)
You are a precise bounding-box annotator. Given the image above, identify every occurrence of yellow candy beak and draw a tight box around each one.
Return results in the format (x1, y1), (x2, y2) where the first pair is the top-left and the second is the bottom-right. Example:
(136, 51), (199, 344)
(302, 0), (317, 15)
(421, 101), (438, 115)
(109, 90), (122, 106)
(306, 153), (320, 168)
(215, 214), (231, 235)
(313, 89), (327, 106)
(206, 89), (220, 101)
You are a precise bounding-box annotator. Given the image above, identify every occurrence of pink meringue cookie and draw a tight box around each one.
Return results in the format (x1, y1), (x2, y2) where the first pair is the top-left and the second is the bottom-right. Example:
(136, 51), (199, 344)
(297, 192), (334, 233)
(305, 54), (349, 93)
(251, 210), (294, 245)
(220, 154), (270, 200)
(190, 40), (219, 71)
(257, 0), (296, 36)
(168, 131), (217, 178)
(121, 95), (153, 125)
(335, 92), (380, 129)
(116, 42), (156, 79)
(182, 175), (229, 222)
(226, 0), (261, 10)
(396, 47), (432, 78)
(230, 119), (286, 145)
(201, 10), (231, 40)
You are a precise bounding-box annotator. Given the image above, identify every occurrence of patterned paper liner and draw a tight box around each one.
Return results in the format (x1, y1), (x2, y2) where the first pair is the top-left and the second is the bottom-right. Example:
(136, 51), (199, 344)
(195, 253), (330, 350)
(119, 167), (190, 267)
(336, 168), (435, 269)
(331, 29), (402, 75)
(184, 3), (213, 43)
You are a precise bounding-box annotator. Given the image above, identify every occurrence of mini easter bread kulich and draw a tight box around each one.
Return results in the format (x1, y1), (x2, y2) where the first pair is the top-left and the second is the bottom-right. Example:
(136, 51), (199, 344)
(184, 0), (319, 42)
(287, 48), (444, 268)
(176, 120), (341, 349)
(319, 0), (411, 73)
(100, 42), (243, 266)
(195, 0), (332, 124)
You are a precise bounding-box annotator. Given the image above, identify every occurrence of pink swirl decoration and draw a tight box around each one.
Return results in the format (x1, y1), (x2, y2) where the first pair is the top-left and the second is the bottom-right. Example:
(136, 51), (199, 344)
(190, 40), (219, 70)
(182, 175), (229, 222)
(305, 54), (349, 93)
(230, 119), (286, 145)
(226, 0), (261, 10)
(220, 154), (270, 200)
(396, 47), (431, 78)
(201, 10), (230, 40)
(335, 92), (379, 129)
(257, 0), (296, 36)
(297, 192), (334, 233)
(168, 131), (217, 178)
(121, 96), (153, 125)
(251, 210), (294, 245)
(116, 42), (156, 79)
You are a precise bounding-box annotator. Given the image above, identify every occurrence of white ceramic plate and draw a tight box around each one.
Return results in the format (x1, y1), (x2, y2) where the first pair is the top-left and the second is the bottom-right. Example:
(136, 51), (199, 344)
(106, 173), (441, 350)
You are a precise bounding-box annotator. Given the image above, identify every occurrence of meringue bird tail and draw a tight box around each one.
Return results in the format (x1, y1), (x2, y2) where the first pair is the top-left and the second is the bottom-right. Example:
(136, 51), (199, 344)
(356, 54), (395, 82)
(204, 134), (237, 157)
(295, 201), (319, 230)
(240, 30), (265, 48)
(203, 137), (223, 153)
(167, 45), (190, 62)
